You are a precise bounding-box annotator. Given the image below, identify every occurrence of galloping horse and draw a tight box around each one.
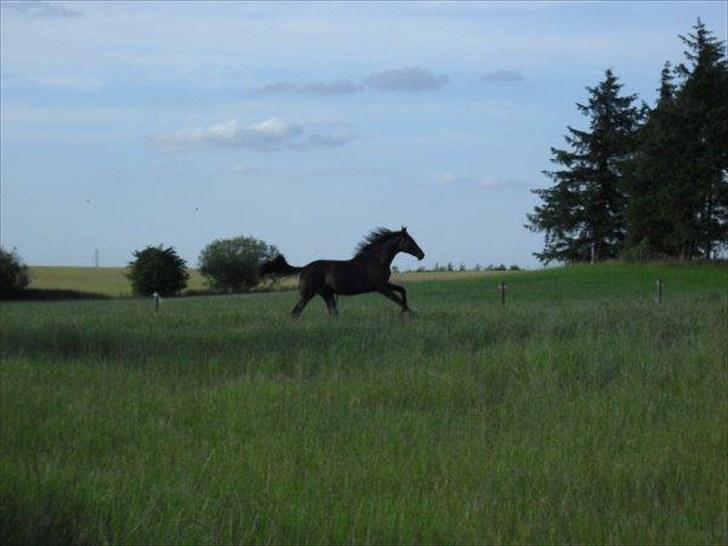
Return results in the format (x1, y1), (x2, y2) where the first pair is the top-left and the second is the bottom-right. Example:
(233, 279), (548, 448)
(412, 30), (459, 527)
(259, 227), (425, 317)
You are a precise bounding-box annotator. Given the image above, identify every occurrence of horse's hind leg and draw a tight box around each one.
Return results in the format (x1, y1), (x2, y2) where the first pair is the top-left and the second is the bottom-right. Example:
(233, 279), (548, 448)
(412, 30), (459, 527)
(321, 290), (338, 317)
(291, 284), (315, 318)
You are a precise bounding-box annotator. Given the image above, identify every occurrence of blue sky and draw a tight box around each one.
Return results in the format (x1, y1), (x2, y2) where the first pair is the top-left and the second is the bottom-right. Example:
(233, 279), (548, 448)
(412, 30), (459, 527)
(1, 1), (726, 270)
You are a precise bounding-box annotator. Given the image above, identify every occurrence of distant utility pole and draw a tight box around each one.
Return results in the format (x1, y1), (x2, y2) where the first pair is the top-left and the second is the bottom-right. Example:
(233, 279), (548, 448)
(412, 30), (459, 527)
(94, 248), (100, 268)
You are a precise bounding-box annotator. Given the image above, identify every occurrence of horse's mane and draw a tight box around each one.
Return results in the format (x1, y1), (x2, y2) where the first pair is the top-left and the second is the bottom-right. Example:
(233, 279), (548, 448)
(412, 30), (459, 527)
(354, 227), (400, 257)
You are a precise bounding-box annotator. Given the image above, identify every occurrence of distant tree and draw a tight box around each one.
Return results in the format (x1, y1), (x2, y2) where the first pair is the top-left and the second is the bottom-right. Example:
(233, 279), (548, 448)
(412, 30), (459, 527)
(0, 247), (30, 297)
(527, 69), (642, 263)
(126, 245), (189, 296)
(509, 264), (521, 271)
(446, 262), (454, 272)
(493, 264), (507, 271)
(474, 263), (482, 271)
(392, 265), (400, 274)
(458, 263), (466, 271)
(199, 236), (278, 293)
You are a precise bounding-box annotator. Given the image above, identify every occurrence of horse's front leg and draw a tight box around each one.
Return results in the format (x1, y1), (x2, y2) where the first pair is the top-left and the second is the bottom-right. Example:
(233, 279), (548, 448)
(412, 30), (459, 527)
(379, 284), (410, 314)
(386, 282), (412, 315)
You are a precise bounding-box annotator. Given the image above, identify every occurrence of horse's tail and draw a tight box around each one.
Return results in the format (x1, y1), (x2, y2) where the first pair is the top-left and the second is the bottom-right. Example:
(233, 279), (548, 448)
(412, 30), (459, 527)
(259, 254), (302, 278)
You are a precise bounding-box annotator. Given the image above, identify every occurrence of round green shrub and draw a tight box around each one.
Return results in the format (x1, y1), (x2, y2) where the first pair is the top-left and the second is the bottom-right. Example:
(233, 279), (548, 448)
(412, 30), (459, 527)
(126, 245), (189, 296)
(199, 236), (278, 293)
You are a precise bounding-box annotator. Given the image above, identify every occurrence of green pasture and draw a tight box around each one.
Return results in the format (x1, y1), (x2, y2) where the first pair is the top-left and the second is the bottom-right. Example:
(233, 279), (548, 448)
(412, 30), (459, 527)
(1, 263), (726, 544)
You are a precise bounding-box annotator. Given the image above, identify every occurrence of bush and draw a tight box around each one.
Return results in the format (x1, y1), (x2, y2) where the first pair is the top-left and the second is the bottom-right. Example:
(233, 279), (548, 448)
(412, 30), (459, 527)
(0, 247), (30, 297)
(198, 236), (278, 293)
(126, 245), (189, 296)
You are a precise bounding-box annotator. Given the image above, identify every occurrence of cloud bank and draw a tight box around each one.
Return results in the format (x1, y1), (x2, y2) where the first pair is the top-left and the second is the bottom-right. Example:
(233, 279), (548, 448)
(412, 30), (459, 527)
(481, 70), (524, 83)
(1, 1), (82, 18)
(252, 66), (448, 96)
(364, 67), (449, 91)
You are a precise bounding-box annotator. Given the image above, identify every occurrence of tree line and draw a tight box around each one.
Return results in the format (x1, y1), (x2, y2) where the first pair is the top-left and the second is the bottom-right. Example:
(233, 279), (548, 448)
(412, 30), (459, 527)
(527, 20), (727, 263)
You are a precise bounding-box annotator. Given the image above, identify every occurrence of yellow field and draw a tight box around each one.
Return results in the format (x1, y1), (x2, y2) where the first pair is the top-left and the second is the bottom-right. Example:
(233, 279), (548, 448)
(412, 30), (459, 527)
(27, 266), (500, 297)
(28, 267), (207, 297)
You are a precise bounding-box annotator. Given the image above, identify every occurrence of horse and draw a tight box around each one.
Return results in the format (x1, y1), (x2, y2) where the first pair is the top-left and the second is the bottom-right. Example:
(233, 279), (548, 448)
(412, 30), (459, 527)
(259, 227), (425, 317)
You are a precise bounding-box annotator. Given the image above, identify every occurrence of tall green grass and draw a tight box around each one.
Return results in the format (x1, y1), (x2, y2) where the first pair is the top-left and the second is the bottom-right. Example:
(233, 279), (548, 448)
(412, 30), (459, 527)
(1, 263), (726, 544)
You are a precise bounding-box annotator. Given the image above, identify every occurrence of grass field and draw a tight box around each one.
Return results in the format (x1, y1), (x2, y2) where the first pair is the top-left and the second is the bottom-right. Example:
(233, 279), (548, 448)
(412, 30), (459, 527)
(1, 263), (726, 544)
(26, 266), (492, 297)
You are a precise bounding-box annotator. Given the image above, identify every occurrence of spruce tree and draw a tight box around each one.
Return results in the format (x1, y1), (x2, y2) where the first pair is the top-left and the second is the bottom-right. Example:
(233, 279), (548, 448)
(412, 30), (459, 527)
(527, 69), (641, 263)
(625, 63), (679, 257)
(672, 19), (727, 259)
(626, 19), (727, 260)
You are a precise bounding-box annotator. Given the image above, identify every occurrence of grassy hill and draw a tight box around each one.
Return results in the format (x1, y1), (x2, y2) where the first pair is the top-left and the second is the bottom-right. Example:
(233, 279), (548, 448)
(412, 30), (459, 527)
(1, 263), (726, 544)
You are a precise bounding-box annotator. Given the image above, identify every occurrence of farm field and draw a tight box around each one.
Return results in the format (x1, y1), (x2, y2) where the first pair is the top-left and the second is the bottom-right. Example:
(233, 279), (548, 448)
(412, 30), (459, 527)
(26, 266), (495, 298)
(28, 266), (208, 298)
(1, 263), (726, 545)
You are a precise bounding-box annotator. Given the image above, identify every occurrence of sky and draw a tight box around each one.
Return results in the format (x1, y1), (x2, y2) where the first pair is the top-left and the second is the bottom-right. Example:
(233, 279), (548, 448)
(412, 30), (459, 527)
(1, 1), (726, 270)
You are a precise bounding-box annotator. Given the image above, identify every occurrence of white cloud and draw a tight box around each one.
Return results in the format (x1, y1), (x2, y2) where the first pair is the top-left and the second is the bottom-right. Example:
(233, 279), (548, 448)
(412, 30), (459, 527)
(151, 118), (354, 151)
(437, 172), (457, 185)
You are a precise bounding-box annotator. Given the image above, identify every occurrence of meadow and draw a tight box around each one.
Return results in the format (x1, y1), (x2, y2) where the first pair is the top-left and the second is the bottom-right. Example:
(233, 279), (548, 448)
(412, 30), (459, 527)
(1, 263), (726, 545)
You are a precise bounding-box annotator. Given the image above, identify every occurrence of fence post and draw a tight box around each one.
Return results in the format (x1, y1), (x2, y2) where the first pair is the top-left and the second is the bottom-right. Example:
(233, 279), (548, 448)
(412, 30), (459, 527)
(656, 279), (663, 304)
(499, 282), (507, 307)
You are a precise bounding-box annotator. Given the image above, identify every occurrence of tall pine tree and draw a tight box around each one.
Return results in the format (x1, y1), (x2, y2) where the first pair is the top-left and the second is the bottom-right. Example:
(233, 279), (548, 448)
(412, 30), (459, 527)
(672, 19), (727, 259)
(625, 63), (679, 257)
(626, 19), (727, 259)
(527, 69), (641, 263)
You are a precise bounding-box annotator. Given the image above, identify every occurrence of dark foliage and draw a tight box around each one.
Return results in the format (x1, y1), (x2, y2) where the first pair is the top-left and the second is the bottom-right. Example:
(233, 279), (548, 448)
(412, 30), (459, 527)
(527, 69), (642, 264)
(199, 236), (278, 293)
(529, 19), (727, 263)
(627, 19), (727, 259)
(0, 247), (30, 298)
(126, 245), (189, 296)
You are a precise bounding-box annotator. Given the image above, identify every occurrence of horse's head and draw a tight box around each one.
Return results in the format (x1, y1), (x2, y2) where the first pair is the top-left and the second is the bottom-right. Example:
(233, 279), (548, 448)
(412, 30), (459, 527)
(398, 227), (425, 260)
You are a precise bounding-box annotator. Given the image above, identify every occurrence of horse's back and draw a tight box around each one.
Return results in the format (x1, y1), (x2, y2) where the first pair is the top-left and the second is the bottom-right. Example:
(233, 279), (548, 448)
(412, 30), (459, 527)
(300, 259), (385, 295)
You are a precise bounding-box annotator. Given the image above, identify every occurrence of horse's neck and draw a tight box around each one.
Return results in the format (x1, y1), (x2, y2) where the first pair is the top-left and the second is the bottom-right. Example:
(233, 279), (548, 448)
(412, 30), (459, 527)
(371, 237), (400, 268)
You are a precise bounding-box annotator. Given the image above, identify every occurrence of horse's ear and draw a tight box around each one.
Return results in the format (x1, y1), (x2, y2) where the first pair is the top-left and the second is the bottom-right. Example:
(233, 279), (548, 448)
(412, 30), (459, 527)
(401, 226), (407, 232)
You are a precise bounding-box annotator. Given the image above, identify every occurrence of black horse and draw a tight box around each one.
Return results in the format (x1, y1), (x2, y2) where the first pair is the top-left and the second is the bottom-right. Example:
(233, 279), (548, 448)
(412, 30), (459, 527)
(259, 227), (425, 317)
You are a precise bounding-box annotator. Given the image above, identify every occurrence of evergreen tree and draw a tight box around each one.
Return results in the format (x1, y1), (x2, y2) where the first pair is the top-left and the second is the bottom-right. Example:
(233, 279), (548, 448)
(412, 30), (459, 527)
(527, 69), (642, 263)
(625, 63), (679, 258)
(672, 19), (727, 258)
(626, 19), (727, 259)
